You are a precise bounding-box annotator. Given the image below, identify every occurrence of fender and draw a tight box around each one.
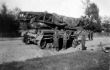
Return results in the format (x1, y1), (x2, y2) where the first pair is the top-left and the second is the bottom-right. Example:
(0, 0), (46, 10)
(36, 35), (43, 47)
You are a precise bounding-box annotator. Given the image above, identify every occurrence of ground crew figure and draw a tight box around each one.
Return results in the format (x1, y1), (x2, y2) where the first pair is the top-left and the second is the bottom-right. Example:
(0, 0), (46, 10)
(59, 29), (64, 48)
(53, 27), (59, 51)
(72, 38), (78, 48)
(22, 31), (28, 43)
(61, 29), (64, 38)
(63, 31), (68, 49)
(81, 34), (86, 50)
(67, 32), (72, 47)
(88, 30), (91, 40)
(90, 31), (93, 40)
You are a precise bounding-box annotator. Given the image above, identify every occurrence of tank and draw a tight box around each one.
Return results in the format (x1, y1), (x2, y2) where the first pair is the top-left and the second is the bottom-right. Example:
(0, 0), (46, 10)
(21, 28), (79, 49)
(18, 11), (81, 49)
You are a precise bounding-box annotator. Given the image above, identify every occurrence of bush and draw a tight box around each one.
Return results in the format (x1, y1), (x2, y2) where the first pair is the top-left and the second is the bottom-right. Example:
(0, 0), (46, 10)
(0, 4), (20, 37)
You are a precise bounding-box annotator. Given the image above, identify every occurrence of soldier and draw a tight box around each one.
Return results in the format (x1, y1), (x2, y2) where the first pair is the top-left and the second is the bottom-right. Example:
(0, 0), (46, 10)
(22, 31), (28, 42)
(53, 27), (59, 51)
(88, 30), (91, 40)
(90, 31), (94, 40)
(59, 29), (64, 48)
(67, 31), (72, 47)
(23, 30), (31, 44)
(60, 29), (64, 35)
(63, 31), (68, 49)
(81, 34), (86, 50)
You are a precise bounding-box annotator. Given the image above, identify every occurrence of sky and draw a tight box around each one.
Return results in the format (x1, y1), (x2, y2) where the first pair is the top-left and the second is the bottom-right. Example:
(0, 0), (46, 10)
(0, 0), (110, 18)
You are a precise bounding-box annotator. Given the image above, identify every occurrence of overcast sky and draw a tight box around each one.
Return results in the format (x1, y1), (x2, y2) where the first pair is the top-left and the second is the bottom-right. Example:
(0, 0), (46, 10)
(0, 0), (110, 18)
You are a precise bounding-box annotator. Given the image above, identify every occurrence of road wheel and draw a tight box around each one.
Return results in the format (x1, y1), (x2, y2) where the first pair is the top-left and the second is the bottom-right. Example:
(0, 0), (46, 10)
(40, 40), (47, 49)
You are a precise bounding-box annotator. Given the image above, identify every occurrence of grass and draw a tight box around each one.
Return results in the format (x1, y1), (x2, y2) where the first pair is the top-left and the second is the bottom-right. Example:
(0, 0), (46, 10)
(0, 50), (109, 70)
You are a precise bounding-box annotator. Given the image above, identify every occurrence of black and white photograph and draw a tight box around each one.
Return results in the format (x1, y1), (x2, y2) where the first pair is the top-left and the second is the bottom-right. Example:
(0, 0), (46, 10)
(0, 0), (109, 70)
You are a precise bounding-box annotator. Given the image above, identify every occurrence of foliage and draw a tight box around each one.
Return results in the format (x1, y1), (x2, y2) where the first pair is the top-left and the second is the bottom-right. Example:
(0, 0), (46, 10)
(81, 0), (101, 32)
(85, 3), (99, 19)
(101, 16), (110, 32)
(0, 4), (8, 14)
(0, 3), (20, 37)
(81, 0), (91, 9)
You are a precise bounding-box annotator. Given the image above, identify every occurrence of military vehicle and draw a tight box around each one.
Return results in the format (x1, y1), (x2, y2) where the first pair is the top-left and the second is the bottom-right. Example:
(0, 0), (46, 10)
(18, 11), (82, 49)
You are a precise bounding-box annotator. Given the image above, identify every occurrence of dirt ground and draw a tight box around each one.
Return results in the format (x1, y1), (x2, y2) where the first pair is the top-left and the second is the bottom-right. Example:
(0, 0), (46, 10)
(0, 37), (109, 70)
(0, 37), (110, 64)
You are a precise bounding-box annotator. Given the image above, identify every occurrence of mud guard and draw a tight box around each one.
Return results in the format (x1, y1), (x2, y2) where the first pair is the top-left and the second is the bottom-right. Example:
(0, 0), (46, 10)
(36, 35), (43, 47)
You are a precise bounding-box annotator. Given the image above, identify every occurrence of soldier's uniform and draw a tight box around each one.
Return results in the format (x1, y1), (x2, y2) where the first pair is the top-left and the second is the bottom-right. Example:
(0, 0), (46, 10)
(59, 29), (64, 48)
(63, 32), (68, 49)
(88, 30), (91, 40)
(53, 30), (59, 51)
(90, 31), (93, 40)
(81, 34), (86, 50)
(67, 32), (72, 47)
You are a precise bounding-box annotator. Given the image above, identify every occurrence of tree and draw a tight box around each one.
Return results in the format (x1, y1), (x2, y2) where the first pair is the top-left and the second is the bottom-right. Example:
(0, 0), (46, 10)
(13, 7), (21, 18)
(85, 3), (99, 20)
(81, 0), (101, 32)
(101, 16), (110, 33)
(82, 0), (99, 18)
(81, 0), (91, 10)
(0, 3), (20, 37)
(0, 3), (8, 14)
